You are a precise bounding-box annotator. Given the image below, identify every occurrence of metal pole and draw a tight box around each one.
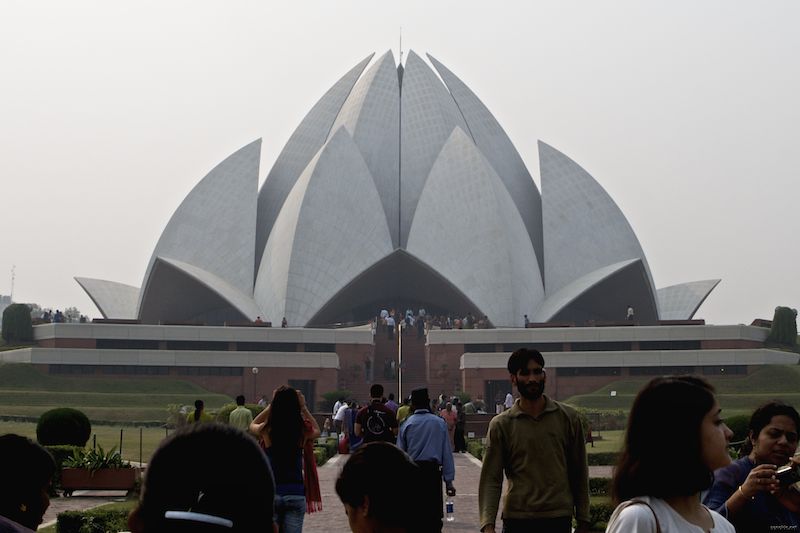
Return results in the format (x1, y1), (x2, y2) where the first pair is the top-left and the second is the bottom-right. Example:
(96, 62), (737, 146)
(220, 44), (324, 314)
(398, 319), (403, 400)
(139, 427), (143, 466)
(93, 434), (96, 450)
(119, 428), (123, 455)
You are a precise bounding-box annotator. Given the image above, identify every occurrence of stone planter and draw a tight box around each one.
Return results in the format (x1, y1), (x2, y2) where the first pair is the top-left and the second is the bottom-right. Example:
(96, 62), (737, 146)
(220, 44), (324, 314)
(61, 467), (139, 496)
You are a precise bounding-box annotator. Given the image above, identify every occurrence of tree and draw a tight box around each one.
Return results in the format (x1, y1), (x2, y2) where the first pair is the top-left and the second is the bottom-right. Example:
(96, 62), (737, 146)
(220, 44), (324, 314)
(1, 303), (34, 344)
(766, 306), (798, 348)
(64, 306), (81, 323)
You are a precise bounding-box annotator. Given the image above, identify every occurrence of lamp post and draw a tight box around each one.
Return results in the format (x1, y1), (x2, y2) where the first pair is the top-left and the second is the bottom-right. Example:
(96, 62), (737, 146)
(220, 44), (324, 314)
(251, 367), (259, 403)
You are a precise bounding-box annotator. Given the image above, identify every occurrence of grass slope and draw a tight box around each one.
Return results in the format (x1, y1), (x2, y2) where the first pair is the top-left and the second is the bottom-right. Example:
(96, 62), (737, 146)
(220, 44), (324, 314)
(564, 365), (800, 417)
(0, 363), (232, 423)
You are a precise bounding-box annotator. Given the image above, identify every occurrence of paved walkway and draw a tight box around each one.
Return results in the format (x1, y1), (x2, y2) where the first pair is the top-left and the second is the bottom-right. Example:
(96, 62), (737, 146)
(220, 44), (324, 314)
(40, 457), (614, 531)
(304, 452), (484, 532)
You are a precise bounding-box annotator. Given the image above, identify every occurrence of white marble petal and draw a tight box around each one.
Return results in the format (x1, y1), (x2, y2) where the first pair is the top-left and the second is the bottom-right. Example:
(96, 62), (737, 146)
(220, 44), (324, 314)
(329, 51), (400, 247)
(407, 127), (544, 327)
(74, 277), (139, 319)
(256, 54), (374, 270)
(139, 139), (260, 313)
(428, 53), (544, 274)
(254, 127), (394, 326)
(399, 50), (470, 247)
(139, 257), (262, 323)
(657, 280), (721, 320)
(540, 141), (656, 301)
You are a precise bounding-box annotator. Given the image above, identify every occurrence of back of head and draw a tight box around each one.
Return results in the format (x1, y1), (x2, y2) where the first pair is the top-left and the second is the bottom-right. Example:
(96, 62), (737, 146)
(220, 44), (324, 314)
(131, 423), (274, 533)
(0, 434), (55, 528)
(235, 395), (245, 406)
(370, 383), (384, 399)
(336, 442), (420, 530)
(612, 376), (716, 503)
(410, 388), (430, 411)
(507, 348), (545, 374)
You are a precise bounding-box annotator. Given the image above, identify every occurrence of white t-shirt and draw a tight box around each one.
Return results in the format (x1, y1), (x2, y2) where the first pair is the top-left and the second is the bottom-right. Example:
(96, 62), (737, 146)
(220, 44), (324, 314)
(504, 393), (514, 409)
(606, 496), (735, 533)
(334, 404), (349, 421)
(332, 400), (342, 416)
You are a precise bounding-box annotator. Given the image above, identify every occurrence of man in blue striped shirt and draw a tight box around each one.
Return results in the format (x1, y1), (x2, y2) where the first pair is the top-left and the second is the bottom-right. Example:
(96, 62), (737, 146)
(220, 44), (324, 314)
(397, 387), (456, 532)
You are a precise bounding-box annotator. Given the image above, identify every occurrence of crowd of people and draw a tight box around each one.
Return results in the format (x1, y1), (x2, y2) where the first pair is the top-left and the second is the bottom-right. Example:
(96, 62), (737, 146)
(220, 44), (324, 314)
(2, 349), (798, 532)
(374, 306), (494, 340)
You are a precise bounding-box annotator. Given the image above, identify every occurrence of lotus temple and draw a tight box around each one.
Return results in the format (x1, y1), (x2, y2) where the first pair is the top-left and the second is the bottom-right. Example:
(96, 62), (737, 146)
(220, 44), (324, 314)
(3, 51), (797, 406)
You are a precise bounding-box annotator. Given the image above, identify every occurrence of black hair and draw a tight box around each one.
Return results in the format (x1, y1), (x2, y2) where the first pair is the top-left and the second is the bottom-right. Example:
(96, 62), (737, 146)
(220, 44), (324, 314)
(0, 434), (56, 529)
(370, 383), (384, 399)
(748, 400), (800, 447)
(235, 395), (245, 406)
(507, 348), (545, 375)
(266, 386), (304, 476)
(131, 423), (274, 533)
(193, 400), (204, 422)
(335, 442), (419, 529)
(612, 376), (717, 504)
(388, 393), (395, 401)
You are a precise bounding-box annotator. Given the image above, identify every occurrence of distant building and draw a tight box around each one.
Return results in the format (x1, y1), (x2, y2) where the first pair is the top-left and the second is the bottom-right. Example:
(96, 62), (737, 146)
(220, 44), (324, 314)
(75, 50), (718, 329)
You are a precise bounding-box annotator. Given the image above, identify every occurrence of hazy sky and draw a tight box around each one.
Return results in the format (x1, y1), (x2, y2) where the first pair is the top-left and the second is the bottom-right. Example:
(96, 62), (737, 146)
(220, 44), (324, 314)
(1, 1), (797, 325)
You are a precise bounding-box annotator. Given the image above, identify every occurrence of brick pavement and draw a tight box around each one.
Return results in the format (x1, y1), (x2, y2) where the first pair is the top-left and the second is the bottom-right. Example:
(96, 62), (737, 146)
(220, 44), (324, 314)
(38, 456), (612, 532)
(303, 452), (485, 532)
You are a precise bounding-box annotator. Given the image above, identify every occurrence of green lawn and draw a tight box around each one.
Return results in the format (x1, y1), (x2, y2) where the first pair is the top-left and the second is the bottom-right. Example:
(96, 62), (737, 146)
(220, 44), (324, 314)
(0, 363), (231, 424)
(2, 420), (171, 464)
(564, 365), (800, 418)
(586, 429), (623, 454)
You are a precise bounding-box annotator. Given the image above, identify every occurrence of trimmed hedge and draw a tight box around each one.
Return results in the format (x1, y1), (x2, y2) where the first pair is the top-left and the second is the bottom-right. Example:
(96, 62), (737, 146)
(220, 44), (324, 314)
(313, 446), (328, 466)
(1, 303), (33, 344)
(43, 445), (81, 493)
(589, 477), (611, 496)
(467, 439), (484, 460)
(215, 403), (264, 424)
(587, 452), (619, 466)
(37, 407), (92, 446)
(588, 501), (614, 530)
(56, 508), (129, 533)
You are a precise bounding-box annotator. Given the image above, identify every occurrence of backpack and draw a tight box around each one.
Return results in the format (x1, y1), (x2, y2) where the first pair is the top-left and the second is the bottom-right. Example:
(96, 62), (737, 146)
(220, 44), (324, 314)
(363, 403), (394, 443)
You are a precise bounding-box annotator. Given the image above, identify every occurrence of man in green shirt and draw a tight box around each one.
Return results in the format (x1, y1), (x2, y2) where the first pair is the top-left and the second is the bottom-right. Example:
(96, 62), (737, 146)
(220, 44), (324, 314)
(478, 348), (590, 533)
(229, 395), (253, 432)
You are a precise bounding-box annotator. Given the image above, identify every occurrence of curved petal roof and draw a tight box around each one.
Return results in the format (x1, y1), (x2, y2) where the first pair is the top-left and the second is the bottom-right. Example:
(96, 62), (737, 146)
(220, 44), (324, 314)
(407, 127), (544, 327)
(540, 140), (656, 301)
(254, 127), (393, 325)
(427, 53), (544, 275)
(139, 257), (262, 324)
(74, 277), (139, 319)
(400, 51), (471, 247)
(139, 139), (260, 314)
(256, 53), (374, 271)
(536, 258), (658, 324)
(328, 51), (400, 247)
(657, 279), (721, 320)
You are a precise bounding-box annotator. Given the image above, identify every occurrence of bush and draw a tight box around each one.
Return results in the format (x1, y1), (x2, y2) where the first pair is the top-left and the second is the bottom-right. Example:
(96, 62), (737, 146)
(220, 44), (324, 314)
(64, 444), (131, 472)
(467, 439), (484, 460)
(767, 307), (798, 348)
(322, 437), (337, 458)
(588, 501), (615, 530)
(1, 303), (33, 344)
(215, 402), (263, 423)
(319, 389), (352, 413)
(313, 446), (328, 466)
(37, 407), (91, 446)
(575, 407), (628, 431)
(57, 508), (130, 533)
(44, 445), (82, 494)
(587, 452), (620, 466)
(589, 477), (611, 496)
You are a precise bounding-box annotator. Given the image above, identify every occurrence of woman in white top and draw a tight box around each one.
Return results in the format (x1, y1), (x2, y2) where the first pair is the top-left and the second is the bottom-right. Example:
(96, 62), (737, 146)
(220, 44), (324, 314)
(606, 376), (736, 532)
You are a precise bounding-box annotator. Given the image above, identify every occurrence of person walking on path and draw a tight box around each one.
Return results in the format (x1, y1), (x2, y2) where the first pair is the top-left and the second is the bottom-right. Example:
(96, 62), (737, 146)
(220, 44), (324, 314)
(354, 384), (398, 444)
(479, 348), (590, 533)
(229, 395), (253, 431)
(250, 386), (321, 533)
(397, 387), (456, 532)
